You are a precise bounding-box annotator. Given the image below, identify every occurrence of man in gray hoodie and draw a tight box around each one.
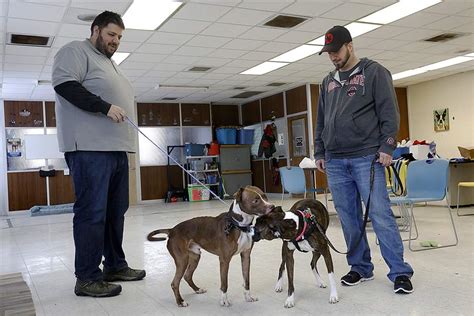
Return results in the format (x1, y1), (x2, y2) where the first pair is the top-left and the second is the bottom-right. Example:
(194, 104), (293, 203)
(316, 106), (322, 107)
(314, 26), (414, 294)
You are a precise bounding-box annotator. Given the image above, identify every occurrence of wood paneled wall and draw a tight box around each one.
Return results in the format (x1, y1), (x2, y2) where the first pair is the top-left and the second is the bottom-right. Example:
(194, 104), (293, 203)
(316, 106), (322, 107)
(241, 100), (260, 126)
(137, 103), (180, 126)
(45, 101), (56, 127)
(395, 88), (409, 141)
(181, 103), (211, 126)
(285, 85), (307, 115)
(212, 104), (239, 127)
(261, 93), (284, 121)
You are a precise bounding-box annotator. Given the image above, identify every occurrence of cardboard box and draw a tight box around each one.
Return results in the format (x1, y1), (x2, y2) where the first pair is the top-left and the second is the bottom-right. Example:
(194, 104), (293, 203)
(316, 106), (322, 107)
(458, 146), (474, 160)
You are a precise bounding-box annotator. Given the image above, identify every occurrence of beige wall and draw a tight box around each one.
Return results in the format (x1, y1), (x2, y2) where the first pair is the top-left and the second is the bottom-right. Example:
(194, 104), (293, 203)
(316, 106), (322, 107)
(407, 71), (474, 158)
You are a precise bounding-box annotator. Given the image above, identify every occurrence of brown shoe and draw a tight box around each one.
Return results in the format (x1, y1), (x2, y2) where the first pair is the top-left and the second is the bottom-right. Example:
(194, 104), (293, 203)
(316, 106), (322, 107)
(74, 279), (121, 297)
(103, 267), (146, 282)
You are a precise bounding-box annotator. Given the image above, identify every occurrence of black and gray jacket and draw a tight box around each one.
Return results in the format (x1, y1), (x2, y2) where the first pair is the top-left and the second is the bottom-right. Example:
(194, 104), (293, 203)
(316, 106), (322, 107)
(314, 58), (399, 160)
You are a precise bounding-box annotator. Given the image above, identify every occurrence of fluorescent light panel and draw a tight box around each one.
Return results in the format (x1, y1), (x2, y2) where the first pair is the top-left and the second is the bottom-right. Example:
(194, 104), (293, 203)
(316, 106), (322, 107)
(241, 62), (288, 75)
(271, 45), (323, 62)
(359, 0), (442, 24)
(392, 55), (474, 80)
(111, 52), (130, 65)
(123, 0), (183, 31)
(463, 52), (474, 57)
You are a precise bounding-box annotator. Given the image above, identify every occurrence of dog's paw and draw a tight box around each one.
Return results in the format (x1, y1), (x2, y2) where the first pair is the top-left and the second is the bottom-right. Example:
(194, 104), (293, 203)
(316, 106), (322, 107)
(244, 290), (258, 302)
(178, 300), (189, 307)
(329, 294), (339, 304)
(220, 292), (231, 307)
(274, 278), (283, 293)
(284, 294), (295, 308)
(195, 288), (207, 294)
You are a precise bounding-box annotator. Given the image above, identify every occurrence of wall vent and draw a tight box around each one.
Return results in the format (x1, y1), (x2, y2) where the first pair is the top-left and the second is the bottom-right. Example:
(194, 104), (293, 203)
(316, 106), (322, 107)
(162, 97), (179, 101)
(263, 15), (308, 29)
(267, 82), (287, 87)
(231, 91), (263, 99)
(8, 33), (53, 47)
(233, 86), (247, 90)
(424, 32), (465, 43)
(187, 66), (212, 72)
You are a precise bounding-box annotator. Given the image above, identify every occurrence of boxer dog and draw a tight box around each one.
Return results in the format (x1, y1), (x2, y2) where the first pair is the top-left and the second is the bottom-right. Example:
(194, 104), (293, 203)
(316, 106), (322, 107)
(253, 199), (338, 307)
(147, 185), (274, 307)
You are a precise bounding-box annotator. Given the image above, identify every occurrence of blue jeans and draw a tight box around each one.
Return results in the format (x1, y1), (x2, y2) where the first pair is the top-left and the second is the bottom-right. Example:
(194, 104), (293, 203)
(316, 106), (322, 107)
(65, 151), (129, 281)
(325, 154), (413, 282)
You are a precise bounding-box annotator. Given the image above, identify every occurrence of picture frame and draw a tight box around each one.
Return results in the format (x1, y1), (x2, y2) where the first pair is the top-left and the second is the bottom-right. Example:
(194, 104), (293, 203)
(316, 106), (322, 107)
(433, 108), (449, 132)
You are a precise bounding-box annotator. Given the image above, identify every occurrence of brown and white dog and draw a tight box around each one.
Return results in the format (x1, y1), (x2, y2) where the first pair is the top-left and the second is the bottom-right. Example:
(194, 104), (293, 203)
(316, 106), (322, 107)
(147, 185), (274, 307)
(253, 199), (339, 307)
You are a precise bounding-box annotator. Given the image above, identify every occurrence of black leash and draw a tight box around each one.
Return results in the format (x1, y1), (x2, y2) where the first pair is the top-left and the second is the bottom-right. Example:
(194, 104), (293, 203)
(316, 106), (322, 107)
(312, 155), (378, 255)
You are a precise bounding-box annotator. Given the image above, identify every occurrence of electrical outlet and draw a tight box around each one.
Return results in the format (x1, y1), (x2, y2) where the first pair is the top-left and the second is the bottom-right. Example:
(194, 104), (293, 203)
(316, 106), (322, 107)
(278, 133), (284, 145)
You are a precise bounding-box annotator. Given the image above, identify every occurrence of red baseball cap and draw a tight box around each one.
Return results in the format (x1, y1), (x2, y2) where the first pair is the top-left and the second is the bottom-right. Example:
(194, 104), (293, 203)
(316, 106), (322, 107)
(319, 25), (352, 55)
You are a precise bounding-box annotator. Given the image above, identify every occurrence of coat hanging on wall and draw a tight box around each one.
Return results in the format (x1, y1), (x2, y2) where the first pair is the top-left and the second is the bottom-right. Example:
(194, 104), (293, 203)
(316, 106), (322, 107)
(258, 122), (277, 158)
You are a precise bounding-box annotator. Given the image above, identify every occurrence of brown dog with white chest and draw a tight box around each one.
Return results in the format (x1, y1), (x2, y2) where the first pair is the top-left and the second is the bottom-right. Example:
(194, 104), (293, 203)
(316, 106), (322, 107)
(147, 185), (274, 307)
(253, 199), (339, 308)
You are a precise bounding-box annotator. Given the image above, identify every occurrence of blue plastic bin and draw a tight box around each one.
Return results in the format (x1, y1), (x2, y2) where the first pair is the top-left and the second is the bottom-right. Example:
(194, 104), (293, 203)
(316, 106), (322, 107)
(185, 143), (205, 156)
(216, 128), (237, 144)
(393, 147), (409, 159)
(237, 129), (255, 145)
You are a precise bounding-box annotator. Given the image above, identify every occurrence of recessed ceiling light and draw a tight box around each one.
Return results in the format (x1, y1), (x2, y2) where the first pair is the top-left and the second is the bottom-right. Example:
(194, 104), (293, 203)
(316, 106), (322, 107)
(344, 22), (381, 38)
(464, 52), (474, 57)
(392, 68), (428, 80)
(123, 0), (183, 31)
(359, 0), (441, 25)
(271, 45), (322, 63)
(111, 52), (130, 65)
(241, 62), (288, 75)
(392, 55), (474, 80)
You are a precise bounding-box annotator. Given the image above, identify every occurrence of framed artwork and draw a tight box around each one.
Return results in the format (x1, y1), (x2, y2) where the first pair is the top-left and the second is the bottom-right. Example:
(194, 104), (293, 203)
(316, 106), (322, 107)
(433, 108), (449, 132)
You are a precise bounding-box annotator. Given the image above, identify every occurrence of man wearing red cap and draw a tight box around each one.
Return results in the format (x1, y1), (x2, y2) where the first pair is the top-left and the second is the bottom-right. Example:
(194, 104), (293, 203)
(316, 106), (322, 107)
(315, 26), (414, 294)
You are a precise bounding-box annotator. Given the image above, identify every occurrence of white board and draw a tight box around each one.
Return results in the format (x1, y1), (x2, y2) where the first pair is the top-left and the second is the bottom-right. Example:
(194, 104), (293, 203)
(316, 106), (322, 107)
(24, 134), (64, 160)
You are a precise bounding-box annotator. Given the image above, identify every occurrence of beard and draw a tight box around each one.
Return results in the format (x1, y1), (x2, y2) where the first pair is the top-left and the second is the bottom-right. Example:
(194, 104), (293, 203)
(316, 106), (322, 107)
(333, 49), (351, 70)
(95, 32), (117, 59)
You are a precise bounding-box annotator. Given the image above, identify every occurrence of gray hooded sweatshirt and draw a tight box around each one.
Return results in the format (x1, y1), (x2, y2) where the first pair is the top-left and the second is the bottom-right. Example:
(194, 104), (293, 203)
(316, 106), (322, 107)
(314, 58), (399, 160)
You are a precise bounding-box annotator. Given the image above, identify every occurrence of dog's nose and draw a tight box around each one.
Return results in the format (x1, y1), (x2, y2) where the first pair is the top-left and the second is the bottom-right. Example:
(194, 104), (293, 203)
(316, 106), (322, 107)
(265, 205), (275, 214)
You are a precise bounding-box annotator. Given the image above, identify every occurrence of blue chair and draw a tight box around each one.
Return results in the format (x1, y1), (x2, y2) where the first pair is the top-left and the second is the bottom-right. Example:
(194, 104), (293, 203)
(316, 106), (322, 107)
(390, 159), (458, 252)
(279, 166), (306, 202)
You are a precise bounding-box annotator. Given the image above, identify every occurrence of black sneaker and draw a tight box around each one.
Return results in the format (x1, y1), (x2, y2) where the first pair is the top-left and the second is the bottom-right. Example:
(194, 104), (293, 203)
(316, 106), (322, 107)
(340, 271), (374, 286)
(103, 267), (146, 282)
(74, 279), (122, 297)
(394, 275), (413, 294)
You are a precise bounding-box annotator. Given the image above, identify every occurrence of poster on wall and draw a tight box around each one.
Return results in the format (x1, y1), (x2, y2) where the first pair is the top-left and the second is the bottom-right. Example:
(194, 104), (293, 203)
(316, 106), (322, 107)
(7, 138), (22, 157)
(433, 108), (449, 132)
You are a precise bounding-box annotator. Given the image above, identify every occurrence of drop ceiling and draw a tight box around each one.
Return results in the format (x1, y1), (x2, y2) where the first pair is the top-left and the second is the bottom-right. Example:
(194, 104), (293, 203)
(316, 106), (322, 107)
(0, 0), (473, 104)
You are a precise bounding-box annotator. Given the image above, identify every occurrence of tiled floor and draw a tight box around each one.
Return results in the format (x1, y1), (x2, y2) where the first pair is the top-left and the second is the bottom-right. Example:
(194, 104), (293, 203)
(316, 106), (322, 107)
(1, 195), (473, 316)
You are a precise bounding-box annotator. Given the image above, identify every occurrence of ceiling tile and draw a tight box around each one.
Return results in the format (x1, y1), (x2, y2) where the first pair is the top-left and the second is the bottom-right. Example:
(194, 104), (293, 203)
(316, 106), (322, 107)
(152, 63), (188, 72)
(5, 45), (50, 57)
(135, 44), (179, 54)
(391, 12), (445, 28)
(295, 17), (347, 34)
(186, 35), (232, 48)
(122, 29), (153, 43)
(162, 55), (202, 65)
(69, 0), (132, 14)
(257, 41), (297, 53)
(392, 28), (441, 42)
(4, 55), (46, 65)
(125, 53), (167, 63)
(238, 26), (288, 41)
(173, 46), (215, 57)
(207, 48), (248, 59)
(217, 7), (274, 26)
(425, 0), (474, 15)
(195, 57), (233, 67)
(282, 1), (342, 17)
(7, 18), (58, 36)
(8, 2), (67, 22)
(240, 51), (276, 61)
(117, 41), (143, 52)
(364, 25), (410, 39)
(201, 22), (251, 37)
(274, 30), (321, 44)
(238, 0), (293, 11)
(222, 38), (265, 50)
(321, 2), (379, 21)
(119, 61), (156, 70)
(423, 16), (474, 31)
(57, 23), (90, 38)
(159, 19), (211, 34)
(147, 32), (194, 45)
(173, 2), (231, 21)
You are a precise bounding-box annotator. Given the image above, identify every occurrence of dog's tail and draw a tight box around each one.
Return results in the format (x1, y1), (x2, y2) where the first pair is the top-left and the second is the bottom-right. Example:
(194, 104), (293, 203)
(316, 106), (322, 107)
(147, 229), (171, 241)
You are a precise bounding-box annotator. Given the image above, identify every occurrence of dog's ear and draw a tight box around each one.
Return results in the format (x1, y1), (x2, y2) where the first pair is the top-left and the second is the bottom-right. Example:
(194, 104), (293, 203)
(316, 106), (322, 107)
(234, 187), (244, 202)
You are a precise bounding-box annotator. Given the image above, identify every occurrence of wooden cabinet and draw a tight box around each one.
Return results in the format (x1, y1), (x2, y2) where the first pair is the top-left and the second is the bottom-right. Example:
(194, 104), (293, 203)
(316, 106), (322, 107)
(212, 104), (239, 127)
(137, 103), (180, 126)
(241, 100), (261, 126)
(251, 160), (265, 191)
(7, 172), (47, 211)
(140, 165), (183, 200)
(181, 103), (210, 126)
(264, 158), (284, 193)
(286, 85), (307, 115)
(45, 101), (56, 127)
(49, 171), (75, 205)
(261, 93), (284, 121)
(4, 101), (44, 127)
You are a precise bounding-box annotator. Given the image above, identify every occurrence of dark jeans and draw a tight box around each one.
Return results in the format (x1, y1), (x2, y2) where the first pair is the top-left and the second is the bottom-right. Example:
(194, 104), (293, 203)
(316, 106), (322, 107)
(65, 151), (129, 281)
